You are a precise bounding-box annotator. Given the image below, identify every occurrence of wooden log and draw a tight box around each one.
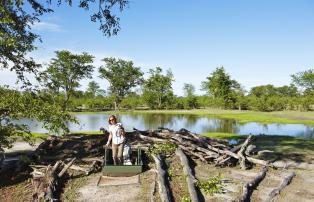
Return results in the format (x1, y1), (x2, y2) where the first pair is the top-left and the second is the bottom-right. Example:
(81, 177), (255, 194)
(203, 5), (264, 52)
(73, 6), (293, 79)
(69, 164), (89, 174)
(150, 170), (157, 202)
(151, 154), (172, 202)
(176, 134), (218, 156)
(237, 136), (253, 170)
(136, 132), (167, 142)
(45, 161), (62, 201)
(176, 148), (200, 202)
(58, 157), (76, 177)
(87, 160), (99, 174)
(264, 172), (296, 202)
(171, 135), (218, 158)
(177, 145), (207, 162)
(239, 166), (268, 202)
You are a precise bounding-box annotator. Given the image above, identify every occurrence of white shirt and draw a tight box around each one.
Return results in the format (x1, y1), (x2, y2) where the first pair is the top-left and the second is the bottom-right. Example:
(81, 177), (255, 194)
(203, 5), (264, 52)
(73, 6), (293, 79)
(109, 123), (125, 144)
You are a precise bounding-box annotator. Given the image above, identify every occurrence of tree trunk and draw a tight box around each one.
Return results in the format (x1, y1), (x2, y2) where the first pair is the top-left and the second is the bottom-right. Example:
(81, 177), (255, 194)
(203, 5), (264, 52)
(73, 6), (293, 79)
(175, 148), (200, 202)
(151, 154), (172, 202)
(264, 172), (295, 202)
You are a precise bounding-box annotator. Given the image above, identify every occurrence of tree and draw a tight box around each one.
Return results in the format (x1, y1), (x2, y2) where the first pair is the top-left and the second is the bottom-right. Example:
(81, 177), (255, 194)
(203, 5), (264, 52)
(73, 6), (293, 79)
(182, 83), (198, 109)
(183, 83), (195, 97)
(201, 67), (239, 109)
(142, 67), (175, 109)
(291, 69), (314, 93)
(0, 86), (76, 149)
(0, 0), (128, 148)
(44, 50), (95, 111)
(99, 57), (144, 110)
(87, 81), (101, 97)
(1, 1), (128, 85)
(249, 85), (277, 97)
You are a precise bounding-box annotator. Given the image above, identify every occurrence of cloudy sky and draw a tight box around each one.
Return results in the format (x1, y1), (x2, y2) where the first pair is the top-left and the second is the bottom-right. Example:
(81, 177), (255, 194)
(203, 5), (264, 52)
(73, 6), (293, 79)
(2, 0), (314, 95)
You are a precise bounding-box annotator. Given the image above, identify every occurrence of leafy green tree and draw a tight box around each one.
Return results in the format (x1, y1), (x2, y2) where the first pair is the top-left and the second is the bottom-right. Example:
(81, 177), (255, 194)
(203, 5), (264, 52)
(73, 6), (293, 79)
(0, 0), (128, 148)
(291, 69), (314, 93)
(142, 67), (175, 109)
(201, 67), (239, 109)
(99, 57), (144, 110)
(120, 93), (144, 110)
(1, 0), (128, 84)
(276, 85), (298, 97)
(44, 50), (94, 111)
(183, 83), (195, 97)
(249, 85), (277, 97)
(0, 87), (76, 149)
(87, 81), (101, 97)
(182, 83), (198, 109)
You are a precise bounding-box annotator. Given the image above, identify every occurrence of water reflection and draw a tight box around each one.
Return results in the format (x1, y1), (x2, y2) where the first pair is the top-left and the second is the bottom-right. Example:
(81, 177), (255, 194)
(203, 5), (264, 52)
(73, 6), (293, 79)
(12, 113), (314, 138)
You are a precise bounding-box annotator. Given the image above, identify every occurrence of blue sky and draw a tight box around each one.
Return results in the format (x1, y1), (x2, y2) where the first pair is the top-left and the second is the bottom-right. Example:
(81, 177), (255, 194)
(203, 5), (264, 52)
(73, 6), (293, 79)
(2, 0), (314, 95)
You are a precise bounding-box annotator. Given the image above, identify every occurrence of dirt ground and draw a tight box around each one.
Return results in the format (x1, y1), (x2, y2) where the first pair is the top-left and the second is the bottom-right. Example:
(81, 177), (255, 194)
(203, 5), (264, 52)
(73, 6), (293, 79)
(65, 170), (156, 202)
(1, 141), (314, 202)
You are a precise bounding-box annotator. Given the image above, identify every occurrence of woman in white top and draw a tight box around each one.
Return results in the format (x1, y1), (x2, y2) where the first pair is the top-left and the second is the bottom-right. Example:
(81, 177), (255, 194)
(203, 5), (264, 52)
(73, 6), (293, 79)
(106, 115), (126, 165)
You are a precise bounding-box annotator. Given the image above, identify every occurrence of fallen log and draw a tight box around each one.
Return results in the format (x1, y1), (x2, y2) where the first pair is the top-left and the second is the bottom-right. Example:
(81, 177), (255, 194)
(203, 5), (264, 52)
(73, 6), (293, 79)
(237, 135), (253, 170)
(151, 154), (172, 202)
(239, 166), (268, 202)
(58, 157), (76, 177)
(264, 172), (296, 202)
(176, 148), (200, 202)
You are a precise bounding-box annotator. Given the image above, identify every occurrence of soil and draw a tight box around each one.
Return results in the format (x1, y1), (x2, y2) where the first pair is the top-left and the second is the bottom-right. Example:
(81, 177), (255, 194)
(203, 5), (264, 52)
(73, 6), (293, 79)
(1, 139), (314, 202)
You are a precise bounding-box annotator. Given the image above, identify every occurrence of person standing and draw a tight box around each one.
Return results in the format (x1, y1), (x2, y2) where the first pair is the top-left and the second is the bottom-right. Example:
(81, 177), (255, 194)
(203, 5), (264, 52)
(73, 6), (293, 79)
(106, 115), (125, 165)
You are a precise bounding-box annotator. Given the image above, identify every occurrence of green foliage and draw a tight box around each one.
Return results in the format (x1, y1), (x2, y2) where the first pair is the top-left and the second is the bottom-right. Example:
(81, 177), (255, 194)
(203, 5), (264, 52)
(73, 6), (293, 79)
(0, 86), (78, 149)
(196, 175), (223, 196)
(86, 81), (101, 97)
(181, 196), (191, 202)
(147, 142), (177, 156)
(99, 57), (144, 110)
(1, 1), (128, 85)
(0, 1), (50, 85)
(142, 67), (175, 109)
(291, 69), (314, 92)
(201, 67), (240, 109)
(43, 50), (95, 111)
(120, 93), (144, 109)
(0, 0), (129, 150)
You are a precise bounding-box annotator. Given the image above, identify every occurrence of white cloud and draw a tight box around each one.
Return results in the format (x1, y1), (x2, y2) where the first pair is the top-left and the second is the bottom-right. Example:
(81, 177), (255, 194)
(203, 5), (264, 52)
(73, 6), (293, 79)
(31, 21), (63, 32)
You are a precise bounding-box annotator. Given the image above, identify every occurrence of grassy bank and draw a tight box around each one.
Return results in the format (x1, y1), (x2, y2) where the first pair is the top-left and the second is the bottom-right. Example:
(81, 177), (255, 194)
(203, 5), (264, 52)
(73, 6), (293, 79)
(71, 109), (314, 125)
(202, 132), (314, 158)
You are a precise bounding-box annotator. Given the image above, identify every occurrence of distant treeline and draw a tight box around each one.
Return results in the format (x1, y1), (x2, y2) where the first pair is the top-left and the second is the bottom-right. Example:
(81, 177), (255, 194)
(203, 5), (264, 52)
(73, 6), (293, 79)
(2, 52), (314, 113)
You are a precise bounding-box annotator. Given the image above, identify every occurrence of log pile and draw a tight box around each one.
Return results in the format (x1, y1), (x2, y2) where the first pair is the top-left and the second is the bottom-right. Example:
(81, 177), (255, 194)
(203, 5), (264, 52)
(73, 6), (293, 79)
(131, 127), (271, 169)
(31, 158), (75, 201)
(23, 127), (296, 201)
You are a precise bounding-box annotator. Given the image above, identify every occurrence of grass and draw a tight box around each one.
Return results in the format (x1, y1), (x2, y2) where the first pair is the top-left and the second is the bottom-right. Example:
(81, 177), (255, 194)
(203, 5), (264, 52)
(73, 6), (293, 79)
(71, 109), (314, 125)
(202, 132), (241, 139)
(202, 132), (314, 158)
(62, 175), (91, 202)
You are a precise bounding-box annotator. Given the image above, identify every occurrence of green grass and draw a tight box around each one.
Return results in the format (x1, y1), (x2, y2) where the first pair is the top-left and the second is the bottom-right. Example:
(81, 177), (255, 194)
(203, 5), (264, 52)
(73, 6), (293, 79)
(202, 132), (241, 139)
(202, 132), (314, 158)
(71, 109), (314, 125)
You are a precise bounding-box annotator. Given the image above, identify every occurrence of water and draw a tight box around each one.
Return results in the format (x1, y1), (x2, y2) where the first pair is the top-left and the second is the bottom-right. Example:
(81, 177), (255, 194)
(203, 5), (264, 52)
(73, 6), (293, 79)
(14, 113), (314, 138)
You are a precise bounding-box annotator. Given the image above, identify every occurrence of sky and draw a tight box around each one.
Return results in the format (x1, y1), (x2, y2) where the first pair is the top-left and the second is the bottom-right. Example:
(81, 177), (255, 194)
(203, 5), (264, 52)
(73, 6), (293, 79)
(1, 0), (314, 95)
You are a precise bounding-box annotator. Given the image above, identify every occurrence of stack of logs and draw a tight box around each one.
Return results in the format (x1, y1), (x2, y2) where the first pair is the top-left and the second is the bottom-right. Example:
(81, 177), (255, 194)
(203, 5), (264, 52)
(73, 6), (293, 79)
(28, 128), (295, 202)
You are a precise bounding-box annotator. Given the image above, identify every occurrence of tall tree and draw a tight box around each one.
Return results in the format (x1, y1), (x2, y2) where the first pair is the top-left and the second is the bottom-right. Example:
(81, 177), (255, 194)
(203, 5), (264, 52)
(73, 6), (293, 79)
(291, 69), (314, 93)
(1, 1), (128, 84)
(0, 86), (76, 149)
(183, 83), (195, 97)
(182, 83), (198, 109)
(99, 57), (144, 110)
(87, 81), (101, 97)
(201, 67), (240, 109)
(44, 50), (94, 111)
(142, 67), (174, 109)
(0, 0), (128, 148)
